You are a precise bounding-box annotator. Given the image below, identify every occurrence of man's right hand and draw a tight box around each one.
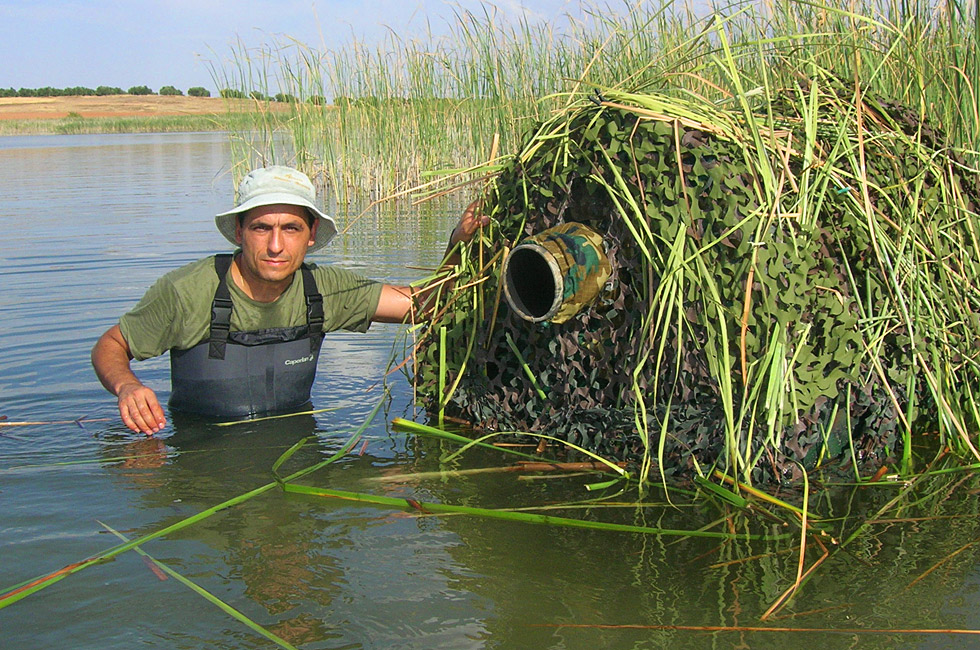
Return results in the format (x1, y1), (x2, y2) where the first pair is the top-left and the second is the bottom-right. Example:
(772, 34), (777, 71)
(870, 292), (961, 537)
(92, 325), (168, 436)
(116, 382), (167, 435)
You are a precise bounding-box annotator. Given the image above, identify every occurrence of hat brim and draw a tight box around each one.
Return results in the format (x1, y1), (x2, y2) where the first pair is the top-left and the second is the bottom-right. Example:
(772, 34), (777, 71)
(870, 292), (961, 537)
(215, 192), (338, 253)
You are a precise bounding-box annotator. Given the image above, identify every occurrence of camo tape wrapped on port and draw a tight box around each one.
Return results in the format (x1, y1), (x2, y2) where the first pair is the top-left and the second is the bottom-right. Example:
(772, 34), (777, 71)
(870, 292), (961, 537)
(502, 222), (611, 324)
(414, 82), (980, 484)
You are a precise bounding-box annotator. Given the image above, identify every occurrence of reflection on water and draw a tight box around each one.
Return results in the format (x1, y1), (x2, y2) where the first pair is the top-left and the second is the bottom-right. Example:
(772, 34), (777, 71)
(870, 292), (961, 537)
(1, 133), (980, 649)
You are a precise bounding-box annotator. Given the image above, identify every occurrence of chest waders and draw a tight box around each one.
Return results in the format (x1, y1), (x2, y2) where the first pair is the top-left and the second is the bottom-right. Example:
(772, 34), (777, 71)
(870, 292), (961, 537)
(168, 254), (325, 418)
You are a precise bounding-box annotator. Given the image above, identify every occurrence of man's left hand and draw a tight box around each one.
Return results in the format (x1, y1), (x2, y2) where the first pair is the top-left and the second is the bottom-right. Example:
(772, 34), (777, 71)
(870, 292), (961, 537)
(449, 200), (489, 248)
(374, 199), (490, 324)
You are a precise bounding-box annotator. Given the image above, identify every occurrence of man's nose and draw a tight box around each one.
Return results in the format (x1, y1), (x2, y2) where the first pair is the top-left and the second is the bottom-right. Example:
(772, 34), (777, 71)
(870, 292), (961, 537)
(268, 227), (285, 253)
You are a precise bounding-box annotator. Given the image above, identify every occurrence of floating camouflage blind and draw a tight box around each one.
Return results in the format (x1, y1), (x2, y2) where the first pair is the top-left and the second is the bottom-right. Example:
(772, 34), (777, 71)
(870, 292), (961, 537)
(415, 82), (980, 484)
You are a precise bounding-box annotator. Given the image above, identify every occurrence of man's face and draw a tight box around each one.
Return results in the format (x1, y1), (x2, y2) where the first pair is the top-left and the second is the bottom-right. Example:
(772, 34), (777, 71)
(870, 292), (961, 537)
(235, 204), (317, 287)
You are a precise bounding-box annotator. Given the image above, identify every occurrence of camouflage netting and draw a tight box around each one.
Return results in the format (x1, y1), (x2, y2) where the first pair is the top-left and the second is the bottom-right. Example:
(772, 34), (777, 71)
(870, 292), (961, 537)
(414, 82), (980, 483)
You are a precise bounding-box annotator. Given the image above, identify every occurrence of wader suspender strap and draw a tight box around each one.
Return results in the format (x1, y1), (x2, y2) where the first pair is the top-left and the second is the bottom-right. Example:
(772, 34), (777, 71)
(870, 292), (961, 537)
(206, 255), (325, 360)
(208, 254), (235, 360)
(301, 264), (324, 353)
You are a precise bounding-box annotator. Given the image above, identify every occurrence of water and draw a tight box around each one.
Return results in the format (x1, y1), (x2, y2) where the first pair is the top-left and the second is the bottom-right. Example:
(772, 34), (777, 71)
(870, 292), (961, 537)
(2, 132), (980, 649)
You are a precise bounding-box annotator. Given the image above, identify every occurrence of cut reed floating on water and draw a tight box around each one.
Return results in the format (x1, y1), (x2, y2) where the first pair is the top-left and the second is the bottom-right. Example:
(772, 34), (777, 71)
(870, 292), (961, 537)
(0, 417), (111, 427)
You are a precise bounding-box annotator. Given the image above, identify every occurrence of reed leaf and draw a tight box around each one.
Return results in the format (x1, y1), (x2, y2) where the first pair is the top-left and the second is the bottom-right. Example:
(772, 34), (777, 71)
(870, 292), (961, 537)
(214, 406), (338, 427)
(440, 430), (629, 479)
(391, 417), (542, 462)
(281, 484), (789, 541)
(98, 522), (299, 650)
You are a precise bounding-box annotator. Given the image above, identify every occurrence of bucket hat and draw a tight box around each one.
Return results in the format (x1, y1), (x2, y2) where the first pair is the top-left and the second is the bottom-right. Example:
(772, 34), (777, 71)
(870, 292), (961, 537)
(215, 165), (338, 252)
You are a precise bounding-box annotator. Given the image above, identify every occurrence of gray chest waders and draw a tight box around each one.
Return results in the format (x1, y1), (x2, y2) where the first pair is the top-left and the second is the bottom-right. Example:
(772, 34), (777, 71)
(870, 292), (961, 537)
(168, 254), (325, 418)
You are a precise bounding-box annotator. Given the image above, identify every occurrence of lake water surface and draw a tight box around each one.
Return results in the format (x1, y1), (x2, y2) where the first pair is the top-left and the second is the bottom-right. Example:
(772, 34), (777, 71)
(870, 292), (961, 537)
(2, 132), (980, 649)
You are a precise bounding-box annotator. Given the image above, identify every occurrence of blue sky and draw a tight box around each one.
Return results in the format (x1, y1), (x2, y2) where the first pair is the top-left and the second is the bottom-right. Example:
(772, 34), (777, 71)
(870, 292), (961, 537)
(1, 0), (577, 93)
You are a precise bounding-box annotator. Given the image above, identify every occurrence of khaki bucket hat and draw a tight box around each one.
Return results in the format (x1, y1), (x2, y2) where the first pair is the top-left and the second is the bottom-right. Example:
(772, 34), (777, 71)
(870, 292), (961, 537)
(215, 165), (338, 252)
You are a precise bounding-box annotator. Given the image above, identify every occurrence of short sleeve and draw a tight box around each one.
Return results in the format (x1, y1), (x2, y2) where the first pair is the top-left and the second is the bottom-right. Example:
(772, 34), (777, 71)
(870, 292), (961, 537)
(314, 265), (383, 333)
(118, 276), (182, 360)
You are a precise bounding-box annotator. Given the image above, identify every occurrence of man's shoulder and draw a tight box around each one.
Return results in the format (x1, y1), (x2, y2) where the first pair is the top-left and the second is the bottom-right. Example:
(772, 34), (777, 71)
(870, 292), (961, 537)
(121, 255), (225, 359)
(305, 261), (376, 287)
(158, 255), (222, 291)
(302, 262), (382, 331)
(135, 255), (223, 313)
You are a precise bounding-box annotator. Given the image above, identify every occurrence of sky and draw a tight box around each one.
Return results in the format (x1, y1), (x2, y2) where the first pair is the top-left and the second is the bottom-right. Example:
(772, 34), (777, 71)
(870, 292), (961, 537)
(0, 0), (580, 94)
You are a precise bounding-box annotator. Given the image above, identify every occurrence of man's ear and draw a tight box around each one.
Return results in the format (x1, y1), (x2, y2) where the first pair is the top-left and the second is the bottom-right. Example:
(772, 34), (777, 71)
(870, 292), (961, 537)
(308, 218), (318, 248)
(235, 219), (243, 245)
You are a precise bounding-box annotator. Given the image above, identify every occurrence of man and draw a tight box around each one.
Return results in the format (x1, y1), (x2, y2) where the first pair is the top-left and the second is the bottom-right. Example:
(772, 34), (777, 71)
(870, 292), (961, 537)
(92, 165), (486, 435)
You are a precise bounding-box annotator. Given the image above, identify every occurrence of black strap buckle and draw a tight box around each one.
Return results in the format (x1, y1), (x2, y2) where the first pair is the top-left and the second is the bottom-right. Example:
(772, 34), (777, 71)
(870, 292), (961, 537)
(301, 265), (324, 353)
(301, 265), (324, 334)
(208, 255), (235, 360)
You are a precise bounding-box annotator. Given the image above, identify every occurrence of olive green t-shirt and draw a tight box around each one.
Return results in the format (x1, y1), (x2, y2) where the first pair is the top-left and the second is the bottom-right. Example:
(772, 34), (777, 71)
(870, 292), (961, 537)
(119, 255), (383, 361)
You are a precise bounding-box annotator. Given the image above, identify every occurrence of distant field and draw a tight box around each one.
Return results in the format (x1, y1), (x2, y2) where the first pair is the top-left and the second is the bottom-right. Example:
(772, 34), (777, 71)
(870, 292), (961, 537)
(0, 95), (276, 120)
(0, 95), (295, 135)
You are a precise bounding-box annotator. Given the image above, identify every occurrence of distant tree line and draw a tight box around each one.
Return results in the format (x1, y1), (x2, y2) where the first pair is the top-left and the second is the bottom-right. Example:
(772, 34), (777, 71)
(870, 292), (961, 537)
(0, 86), (213, 98)
(218, 88), (329, 104)
(219, 88), (292, 102)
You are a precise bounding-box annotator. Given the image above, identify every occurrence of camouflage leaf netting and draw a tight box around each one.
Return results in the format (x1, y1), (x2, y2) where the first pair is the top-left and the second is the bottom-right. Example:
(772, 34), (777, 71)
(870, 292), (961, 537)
(414, 82), (980, 484)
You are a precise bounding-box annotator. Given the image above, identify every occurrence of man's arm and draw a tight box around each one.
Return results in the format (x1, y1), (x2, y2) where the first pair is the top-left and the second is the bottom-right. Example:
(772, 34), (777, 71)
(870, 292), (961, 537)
(91, 325), (167, 435)
(372, 200), (489, 324)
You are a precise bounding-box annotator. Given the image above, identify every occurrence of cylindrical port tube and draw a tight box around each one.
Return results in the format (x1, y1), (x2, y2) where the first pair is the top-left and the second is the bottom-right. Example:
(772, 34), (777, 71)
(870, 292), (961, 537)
(502, 222), (611, 324)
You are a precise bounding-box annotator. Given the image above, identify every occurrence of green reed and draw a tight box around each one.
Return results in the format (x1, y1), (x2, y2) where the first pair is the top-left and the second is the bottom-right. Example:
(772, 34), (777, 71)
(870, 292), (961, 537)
(211, 0), (979, 199)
